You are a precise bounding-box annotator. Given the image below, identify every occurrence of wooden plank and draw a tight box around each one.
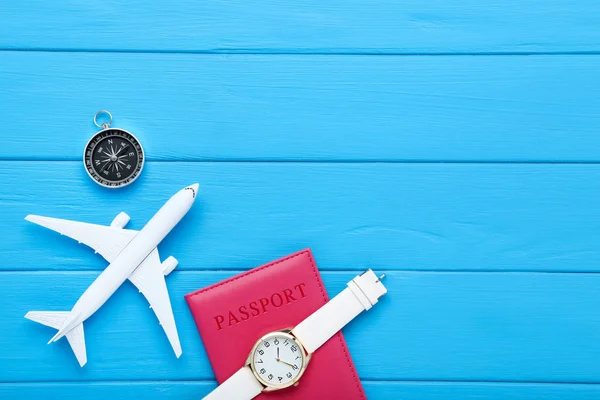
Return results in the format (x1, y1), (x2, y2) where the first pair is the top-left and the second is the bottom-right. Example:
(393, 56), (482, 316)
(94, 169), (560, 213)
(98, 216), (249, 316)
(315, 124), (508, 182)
(4, 270), (600, 382)
(1, 1), (599, 53)
(3, 161), (600, 272)
(1, 52), (600, 162)
(3, 381), (600, 400)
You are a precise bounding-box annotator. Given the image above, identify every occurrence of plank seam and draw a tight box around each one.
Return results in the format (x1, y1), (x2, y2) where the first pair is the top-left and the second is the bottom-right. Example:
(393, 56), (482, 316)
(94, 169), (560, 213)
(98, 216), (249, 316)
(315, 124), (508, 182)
(4, 159), (600, 164)
(3, 48), (600, 56)
(4, 379), (600, 386)
(2, 269), (600, 274)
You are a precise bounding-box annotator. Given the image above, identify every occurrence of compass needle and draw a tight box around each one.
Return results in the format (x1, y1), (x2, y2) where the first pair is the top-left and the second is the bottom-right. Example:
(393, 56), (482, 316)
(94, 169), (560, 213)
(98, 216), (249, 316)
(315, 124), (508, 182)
(115, 144), (128, 157)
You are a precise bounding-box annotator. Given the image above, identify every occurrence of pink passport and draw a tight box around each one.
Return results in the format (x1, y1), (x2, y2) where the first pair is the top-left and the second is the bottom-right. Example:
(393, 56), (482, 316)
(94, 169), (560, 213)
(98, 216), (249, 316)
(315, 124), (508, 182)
(185, 249), (367, 399)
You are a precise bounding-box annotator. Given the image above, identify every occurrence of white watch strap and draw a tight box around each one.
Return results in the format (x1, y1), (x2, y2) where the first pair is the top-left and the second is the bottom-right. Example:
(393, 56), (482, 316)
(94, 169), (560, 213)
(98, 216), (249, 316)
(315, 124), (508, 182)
(292, 269), (387, 354)
(203, 366), (264, 400)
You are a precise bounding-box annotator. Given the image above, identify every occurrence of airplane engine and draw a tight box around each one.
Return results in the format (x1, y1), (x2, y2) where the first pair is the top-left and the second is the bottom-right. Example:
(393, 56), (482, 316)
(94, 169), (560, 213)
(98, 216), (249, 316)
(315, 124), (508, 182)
(110, 212), (130, 228)
(162, 256), (178, 275)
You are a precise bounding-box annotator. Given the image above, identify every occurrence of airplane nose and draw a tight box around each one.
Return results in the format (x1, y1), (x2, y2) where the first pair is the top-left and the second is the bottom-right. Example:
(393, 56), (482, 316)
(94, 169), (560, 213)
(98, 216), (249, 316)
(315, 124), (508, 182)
(186, 183), (199, 198)
(181, 183), (199, 200)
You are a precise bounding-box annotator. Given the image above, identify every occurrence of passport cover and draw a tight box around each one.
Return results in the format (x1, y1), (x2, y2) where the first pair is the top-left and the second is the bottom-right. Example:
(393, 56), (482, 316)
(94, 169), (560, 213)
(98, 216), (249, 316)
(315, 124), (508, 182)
(185, 249), (367, 400)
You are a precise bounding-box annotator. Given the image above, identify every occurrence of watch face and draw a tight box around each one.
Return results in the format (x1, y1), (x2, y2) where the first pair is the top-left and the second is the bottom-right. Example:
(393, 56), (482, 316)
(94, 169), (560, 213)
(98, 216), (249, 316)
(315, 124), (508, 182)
(84, 128), (144, 188)
(249, 331), (307, 389)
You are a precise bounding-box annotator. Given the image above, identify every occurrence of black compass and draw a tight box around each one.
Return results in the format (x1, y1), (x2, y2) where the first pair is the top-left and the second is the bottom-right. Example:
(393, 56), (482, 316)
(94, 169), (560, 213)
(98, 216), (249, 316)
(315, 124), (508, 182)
(83, 111), (145, 188)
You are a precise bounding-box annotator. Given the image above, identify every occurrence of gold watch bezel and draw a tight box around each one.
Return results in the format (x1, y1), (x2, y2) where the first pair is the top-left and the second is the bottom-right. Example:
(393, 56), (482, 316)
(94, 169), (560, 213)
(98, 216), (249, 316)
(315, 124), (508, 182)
(246, 329), (311, 391)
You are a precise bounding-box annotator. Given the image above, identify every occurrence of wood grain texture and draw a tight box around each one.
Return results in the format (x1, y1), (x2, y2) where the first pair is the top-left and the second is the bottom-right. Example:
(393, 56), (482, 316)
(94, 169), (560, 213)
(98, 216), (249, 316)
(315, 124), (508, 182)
(3, 161), (600, 272)
(1, 1), (599, 53)
(4, 270), (600, 383)
(3, 1), (600, 397)
(1, 52), (600, 162)
(3, 381), (600, 400)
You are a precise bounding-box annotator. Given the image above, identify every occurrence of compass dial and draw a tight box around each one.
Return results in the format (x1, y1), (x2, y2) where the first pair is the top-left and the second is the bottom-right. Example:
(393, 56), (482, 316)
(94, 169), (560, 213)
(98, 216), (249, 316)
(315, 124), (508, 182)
(84, 129), (144, 188)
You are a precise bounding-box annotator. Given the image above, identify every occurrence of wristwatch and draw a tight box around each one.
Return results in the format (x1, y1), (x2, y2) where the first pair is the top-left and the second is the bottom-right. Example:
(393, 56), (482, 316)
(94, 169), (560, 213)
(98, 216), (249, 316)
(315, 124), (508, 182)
(202, 269), (387, 400)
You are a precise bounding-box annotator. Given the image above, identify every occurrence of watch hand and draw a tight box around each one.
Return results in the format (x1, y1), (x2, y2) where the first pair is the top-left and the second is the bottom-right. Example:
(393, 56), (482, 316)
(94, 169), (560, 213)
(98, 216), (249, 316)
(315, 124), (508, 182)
(277, 347), (279, 360)
(279, 359), (295, 368)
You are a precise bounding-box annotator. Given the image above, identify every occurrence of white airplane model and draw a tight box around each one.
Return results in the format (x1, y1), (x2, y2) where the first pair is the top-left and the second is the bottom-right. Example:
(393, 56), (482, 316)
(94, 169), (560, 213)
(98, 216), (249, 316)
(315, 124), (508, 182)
(24, 184), (199, 367)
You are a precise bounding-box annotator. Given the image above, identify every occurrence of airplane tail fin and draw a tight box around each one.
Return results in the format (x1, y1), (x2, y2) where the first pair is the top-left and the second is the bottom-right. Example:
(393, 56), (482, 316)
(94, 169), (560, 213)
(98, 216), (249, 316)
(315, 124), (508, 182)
(25, 311), (87, 367)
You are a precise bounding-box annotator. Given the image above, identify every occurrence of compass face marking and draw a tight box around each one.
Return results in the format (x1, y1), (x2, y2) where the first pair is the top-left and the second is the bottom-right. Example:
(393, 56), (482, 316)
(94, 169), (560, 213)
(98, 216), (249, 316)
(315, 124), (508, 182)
(84, 128), (144, 188)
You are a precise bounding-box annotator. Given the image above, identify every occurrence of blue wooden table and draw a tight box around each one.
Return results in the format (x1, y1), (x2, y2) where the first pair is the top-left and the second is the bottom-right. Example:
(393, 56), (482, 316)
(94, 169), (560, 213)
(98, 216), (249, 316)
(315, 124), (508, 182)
(2, 2), (600, 399)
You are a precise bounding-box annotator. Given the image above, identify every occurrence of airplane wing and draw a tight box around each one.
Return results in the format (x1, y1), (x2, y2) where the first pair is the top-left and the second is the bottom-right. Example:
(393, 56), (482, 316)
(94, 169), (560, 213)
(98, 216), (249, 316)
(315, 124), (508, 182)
(25, 215), (138, 263)
(128, 248), (182, 357)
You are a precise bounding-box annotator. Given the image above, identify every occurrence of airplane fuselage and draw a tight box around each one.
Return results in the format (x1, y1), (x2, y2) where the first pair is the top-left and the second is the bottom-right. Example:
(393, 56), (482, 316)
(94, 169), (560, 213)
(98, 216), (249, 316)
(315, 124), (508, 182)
(56, 185), (197, 339)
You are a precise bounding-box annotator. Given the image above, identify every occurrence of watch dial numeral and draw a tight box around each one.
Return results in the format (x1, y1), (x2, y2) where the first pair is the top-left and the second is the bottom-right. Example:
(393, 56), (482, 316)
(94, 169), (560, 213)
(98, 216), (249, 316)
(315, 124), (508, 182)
(264, 341), (270, 348)
(268, 374), (273, 381)
(290, 345), (297, 352)
(258, 349), (264, 355)
(256, 359), (263, 363)
(278, 377), (283, 382)
(286, 372), (292, 378)
(273, 338), (279, 345)
(292, 364), (298, 370)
